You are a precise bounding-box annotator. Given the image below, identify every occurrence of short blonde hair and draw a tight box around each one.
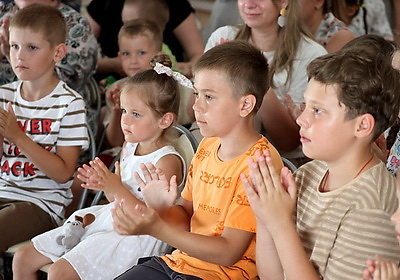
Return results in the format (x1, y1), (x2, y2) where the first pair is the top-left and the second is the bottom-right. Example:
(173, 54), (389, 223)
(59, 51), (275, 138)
(10, 4), (66, 47)
(118, 19), (163, 51)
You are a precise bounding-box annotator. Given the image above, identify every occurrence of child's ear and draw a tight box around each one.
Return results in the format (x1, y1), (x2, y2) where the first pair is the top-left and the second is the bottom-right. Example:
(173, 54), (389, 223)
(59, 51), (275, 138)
(239, 94), (256, 117)
(159, 112), (174, 129)
(54, 43), (67, 63)
(355, 113), (375, 138)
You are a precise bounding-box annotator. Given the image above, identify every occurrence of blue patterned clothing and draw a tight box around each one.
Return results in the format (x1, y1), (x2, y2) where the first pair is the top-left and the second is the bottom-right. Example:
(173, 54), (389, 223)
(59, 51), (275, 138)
(315, 12), (350, 48)
(387, 130), (400, 175)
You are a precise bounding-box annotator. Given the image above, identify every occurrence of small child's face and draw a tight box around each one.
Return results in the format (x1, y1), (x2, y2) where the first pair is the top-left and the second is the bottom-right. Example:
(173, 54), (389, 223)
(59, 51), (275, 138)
(390, 182), (400, 244)
(119, 89), (162, 143)
(296, 79), (357, 161)
(192, 69), (242, 138)
(118, 35), (159, 78)
(9, 27), (57, 81)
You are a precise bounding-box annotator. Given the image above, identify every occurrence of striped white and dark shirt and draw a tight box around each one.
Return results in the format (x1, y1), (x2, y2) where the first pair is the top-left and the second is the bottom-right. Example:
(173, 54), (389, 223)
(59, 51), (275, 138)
(0, 80), (88, 225)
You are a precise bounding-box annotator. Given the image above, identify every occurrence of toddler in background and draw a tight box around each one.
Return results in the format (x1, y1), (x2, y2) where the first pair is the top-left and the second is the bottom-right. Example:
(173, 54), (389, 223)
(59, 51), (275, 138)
(102, 18), (165, 148)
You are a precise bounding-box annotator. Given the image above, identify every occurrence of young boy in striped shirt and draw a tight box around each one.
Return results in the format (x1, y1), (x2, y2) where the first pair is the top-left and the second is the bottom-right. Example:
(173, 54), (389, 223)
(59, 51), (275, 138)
(0, 4), (88, 258)
(242, 49), (400, 280)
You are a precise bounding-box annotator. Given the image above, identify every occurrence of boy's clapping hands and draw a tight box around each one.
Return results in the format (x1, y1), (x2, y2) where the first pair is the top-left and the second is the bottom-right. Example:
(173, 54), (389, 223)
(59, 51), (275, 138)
(360, 256), (400, 280)
(240, 150), (297, 232)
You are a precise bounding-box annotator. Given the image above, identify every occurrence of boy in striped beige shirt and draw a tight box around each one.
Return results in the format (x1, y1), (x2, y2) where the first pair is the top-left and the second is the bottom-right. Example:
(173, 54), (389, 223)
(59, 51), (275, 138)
(241, 49), (400, 280)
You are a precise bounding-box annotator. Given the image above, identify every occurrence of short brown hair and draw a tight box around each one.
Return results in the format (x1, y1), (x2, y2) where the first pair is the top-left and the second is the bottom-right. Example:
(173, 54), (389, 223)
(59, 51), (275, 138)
(10, 4), (66, 46)
(192, 40), (269, 113)
(118, 19), (163, 52)
(342, 34), (396, 57)
(307, 50), (400, 140)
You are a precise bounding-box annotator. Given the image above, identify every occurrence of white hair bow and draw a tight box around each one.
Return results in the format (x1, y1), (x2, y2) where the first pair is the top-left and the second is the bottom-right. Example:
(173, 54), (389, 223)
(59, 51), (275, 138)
(153, 63), (194, 89)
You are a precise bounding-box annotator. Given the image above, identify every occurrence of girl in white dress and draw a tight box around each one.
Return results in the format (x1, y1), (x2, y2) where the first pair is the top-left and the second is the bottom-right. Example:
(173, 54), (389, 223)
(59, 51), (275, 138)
(12, 55), (193, 280)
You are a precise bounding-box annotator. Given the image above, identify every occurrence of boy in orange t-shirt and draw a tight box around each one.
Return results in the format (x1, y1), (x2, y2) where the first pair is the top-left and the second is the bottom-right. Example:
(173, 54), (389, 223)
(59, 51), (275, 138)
(112, 40), (283, 280)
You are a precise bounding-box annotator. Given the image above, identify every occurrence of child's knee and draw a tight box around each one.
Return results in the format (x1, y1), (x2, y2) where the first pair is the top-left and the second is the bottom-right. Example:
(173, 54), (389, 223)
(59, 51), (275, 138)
(47, 261), (65, 279)
(13, 242), (35, 269)
(47, 259), (79, 280)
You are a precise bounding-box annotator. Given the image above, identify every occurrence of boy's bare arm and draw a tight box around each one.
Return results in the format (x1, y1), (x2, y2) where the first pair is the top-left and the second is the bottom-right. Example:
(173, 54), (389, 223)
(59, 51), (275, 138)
(242, 150), (320, 280)
(0, 103), (81, 183)
(18, 141), (80, 183)
(255, 223), (284, 280)
(105, 84), (124, 147)
(112, 201), (254, 266)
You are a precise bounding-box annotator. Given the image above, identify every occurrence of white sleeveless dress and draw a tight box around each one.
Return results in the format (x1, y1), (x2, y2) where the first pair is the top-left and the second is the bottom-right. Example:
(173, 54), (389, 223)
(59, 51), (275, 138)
(32, 143), (186, 280)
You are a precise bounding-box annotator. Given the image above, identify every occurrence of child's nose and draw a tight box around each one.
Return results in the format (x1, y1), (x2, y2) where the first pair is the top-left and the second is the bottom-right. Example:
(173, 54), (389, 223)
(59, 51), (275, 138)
(130, 54), (138, 63)
(16, 49), (24, 60)
(120, 114), (129, 125)
(296, 110), (308, 128)
(192, 97), (203, 113)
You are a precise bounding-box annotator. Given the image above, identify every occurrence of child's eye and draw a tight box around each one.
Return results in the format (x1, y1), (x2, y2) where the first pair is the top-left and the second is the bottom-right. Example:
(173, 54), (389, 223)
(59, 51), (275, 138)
(10, 44), (18, 50)
(192, 91), (199, 97)
(28, 45), (38, 50)
(121, 108), (127, 114)
(312, 107), (323, 115)
(121, 52), (130, 57)
(138, 51), (146, 56)
(132, 112), (140, 118)
(205, 94), (213, 101)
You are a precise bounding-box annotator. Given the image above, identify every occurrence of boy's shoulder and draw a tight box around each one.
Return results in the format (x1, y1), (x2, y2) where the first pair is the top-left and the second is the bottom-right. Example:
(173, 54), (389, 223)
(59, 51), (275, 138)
(198, 136), (282, 170)
(295, 159), (326, 174)
(0, 80), (84, 103)
(52, 80), (85, 101)
(295, 160), (397, 211)
(0, 80), (20, 93)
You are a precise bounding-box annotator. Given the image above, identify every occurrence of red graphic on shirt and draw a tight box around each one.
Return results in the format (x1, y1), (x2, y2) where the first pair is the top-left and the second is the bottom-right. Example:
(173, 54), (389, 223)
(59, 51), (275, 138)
(1, 119), (53, 177)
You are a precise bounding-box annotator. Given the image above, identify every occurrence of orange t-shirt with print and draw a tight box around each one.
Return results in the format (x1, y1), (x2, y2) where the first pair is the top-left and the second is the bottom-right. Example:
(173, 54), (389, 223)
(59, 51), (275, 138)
(162, 136), (283, 280)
